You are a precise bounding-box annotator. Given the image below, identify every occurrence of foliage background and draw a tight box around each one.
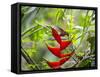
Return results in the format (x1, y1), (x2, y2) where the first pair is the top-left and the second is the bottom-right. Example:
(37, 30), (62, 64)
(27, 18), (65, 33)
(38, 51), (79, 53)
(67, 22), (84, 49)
(21, 6), (96, 71)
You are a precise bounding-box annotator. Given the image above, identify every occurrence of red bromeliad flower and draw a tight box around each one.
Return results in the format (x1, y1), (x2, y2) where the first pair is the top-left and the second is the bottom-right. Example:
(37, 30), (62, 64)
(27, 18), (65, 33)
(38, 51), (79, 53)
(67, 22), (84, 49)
(46, 27), (72, 58)
(52, 27), (72, 50)
(46, 44), (61, 58)
(46, 44), (74, 58)
(52, 27), (61, 44)
(60, 40), (72, 50)
(45, 57), (71, 69)
(45, 27), (74, 69)
(47, 61), (60, 69)
(60, 51), (74, 58)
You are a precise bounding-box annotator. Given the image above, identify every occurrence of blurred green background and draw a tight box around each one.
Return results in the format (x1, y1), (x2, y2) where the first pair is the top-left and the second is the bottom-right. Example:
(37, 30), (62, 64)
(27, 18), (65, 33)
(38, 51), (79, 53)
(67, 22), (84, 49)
(21, 6), (95, 71)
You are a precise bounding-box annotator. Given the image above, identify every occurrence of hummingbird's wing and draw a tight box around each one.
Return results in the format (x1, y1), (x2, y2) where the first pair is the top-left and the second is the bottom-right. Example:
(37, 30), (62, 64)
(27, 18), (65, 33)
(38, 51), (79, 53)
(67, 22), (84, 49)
(54, 26), (69, 36)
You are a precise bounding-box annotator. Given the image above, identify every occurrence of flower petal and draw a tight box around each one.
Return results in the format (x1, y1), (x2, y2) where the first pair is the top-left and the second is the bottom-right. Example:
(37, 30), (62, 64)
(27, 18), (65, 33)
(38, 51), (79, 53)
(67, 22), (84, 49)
(60, 57), (70, 65)
(47, 61), (60, 69)
(60, 40), (72, 50)
(46, 44), (61, 57)
(46, 57), (71, 69)
(52, 27), (61, 44)
(60, 52), (74, 58)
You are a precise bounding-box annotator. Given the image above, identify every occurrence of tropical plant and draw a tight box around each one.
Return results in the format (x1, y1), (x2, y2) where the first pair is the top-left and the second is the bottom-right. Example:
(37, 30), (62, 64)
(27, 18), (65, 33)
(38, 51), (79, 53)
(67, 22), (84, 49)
(21, 6), (95, 70)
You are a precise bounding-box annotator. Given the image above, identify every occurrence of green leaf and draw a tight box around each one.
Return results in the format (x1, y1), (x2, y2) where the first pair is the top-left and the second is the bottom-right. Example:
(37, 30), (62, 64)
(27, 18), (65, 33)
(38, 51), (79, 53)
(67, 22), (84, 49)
(78, 11), (94, 27)
(87, 36), (95, 52)
(78, 59), (92, 67)
(56, 9), (65, 22)
(21, 7), (40, 32)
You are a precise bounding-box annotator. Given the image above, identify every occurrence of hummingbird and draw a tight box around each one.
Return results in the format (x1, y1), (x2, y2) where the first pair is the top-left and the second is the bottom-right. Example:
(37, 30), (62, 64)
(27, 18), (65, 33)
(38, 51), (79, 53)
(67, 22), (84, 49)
(53, 26), (69, 36)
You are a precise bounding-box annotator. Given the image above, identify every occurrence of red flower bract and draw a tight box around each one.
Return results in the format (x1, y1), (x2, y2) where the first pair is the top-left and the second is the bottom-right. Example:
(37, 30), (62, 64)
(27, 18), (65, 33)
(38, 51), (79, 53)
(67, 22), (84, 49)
(51, 27), (61, 44)
(45, 27), (74, 69)
(47, 61), (60, 69)
(46, 44), (60, 57)
(46, 44), (74, 58)
(60, 52), (74, 58)
(60, 40), (72, 50)
(46, 57), (70, 69)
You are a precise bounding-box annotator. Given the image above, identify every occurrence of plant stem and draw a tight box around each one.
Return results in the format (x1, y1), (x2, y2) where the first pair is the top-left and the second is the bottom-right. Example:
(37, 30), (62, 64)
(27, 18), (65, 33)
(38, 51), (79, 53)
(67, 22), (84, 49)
(75, 55), (95, 67)
(22, 27), (44, 39)
(21, 46), (41, 70)
(21, 49), (34, 69)
(21, 26), (37, 36)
